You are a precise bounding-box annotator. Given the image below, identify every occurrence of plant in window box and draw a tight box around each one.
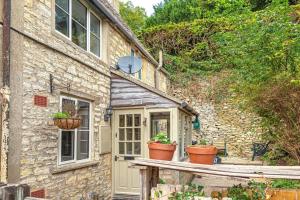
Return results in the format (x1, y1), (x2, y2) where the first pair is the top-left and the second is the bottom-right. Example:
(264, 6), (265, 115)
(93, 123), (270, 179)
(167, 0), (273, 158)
(186, 139), (217, 165)
(148, 132), (176, 161)
(52, 112), (81, 130)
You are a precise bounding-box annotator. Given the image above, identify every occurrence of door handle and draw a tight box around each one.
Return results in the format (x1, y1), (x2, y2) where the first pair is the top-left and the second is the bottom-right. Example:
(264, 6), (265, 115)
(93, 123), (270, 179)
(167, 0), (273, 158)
(115, 155), (119, 161)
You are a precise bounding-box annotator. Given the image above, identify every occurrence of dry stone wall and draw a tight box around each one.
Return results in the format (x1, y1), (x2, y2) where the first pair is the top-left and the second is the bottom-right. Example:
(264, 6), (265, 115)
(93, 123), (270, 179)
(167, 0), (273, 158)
(171, 76), (263, 158)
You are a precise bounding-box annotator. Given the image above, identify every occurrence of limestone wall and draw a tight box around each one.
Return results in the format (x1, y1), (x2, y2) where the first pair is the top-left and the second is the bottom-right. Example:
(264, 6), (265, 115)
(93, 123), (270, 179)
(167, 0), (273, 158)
(7, 0), (112, 199)
(171, 77), (263, 158)
(18, 36), (111, 199)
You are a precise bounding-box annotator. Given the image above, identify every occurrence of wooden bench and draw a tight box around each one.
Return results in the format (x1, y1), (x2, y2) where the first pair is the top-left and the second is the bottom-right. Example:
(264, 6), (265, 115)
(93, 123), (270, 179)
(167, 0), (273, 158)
(130, 158), (300, 200)
(213, 139), (227, 157)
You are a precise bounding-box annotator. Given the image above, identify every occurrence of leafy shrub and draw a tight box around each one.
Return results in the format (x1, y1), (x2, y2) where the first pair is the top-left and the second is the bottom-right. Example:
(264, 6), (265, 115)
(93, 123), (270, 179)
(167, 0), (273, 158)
(253, 80), (300, 164)
(271, 179), (300, 189)
(169, 184), (205, 200)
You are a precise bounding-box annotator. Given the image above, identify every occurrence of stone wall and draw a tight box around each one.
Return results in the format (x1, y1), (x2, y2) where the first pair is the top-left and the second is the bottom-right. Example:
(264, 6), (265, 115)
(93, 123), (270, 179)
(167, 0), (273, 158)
(171, 76), (263, 158)
(19, 37), (111, 199)
(7, 0), (112, 199)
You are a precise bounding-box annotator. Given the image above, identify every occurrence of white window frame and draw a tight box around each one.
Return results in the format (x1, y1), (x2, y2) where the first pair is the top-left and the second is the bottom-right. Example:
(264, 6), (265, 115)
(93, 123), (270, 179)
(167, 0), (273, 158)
(54, 0), (103, 58)
(58, 95), (93, 165)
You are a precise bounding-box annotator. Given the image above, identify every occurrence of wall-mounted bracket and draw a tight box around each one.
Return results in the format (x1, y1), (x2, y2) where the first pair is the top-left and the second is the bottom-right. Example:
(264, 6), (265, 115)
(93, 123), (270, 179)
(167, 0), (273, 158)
(49, 74), (71, 94)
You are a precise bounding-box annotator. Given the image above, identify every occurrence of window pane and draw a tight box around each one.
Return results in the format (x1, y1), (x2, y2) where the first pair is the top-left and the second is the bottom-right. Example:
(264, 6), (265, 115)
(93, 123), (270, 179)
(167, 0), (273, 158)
(119, 115), (125, 127)
(134, 128), (141, 140)
(78, 101), (89, 130)
(62, 98), (76, 116)
(61, 131), (74, 162)
(119, 142), (125, 154)
(119, 128), (125, 141)
(126, 142), (132, 155)
(126, 128), (133, 141)
(90, 13), (100, 36)
(126, 114), (133, 127)
(90, 34), (100, 57)
(134, 142), (141, 155)
(55, 6), (69, 37)
(72, 21), (87, 49)
(134, 114), (141, 126)
(56, 0), (69, 11)
(77, 131), (89, 160)
(72, 0), (87, 27)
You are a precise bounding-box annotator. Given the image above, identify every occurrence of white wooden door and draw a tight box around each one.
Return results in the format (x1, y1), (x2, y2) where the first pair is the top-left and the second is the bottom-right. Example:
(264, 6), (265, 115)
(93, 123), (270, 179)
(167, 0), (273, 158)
(113, 110), (144, 195)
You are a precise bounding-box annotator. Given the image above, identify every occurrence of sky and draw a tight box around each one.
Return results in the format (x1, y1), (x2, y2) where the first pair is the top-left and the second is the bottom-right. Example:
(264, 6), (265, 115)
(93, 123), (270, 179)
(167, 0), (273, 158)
(120, 0), (163, 16)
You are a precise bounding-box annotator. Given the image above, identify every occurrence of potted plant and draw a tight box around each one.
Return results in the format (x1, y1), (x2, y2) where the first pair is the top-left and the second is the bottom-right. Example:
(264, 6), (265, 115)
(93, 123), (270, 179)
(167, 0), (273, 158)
(148, 132), (176, 161)
(186, 139), (217, 165)
(52, 112), (81, 130)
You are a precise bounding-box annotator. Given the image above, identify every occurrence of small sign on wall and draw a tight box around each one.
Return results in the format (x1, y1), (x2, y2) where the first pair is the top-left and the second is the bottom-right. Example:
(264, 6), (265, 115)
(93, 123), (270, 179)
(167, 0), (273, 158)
(31, 189), (45, 198)
(34, 95), (48, 107)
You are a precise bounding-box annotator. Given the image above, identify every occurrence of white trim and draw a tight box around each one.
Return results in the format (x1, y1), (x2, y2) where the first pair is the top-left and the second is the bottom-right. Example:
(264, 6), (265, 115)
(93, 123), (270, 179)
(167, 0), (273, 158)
(58, 95), (93, 166)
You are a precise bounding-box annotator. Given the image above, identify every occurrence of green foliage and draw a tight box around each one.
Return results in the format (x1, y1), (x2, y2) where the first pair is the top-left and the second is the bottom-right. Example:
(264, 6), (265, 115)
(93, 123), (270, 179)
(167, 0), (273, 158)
(119, 1), (147, 34)
(198, 139), (208, 145)
(169, 184), (205, 200)
(139, 1), (300, 164)
(227, 180), (300, 199)
(145, 0), (249, 27)
(227, 182), (266, 200)
(271, 179), (300, 189)
(151, 132), (172, 144)
(52, 112), (70, 119)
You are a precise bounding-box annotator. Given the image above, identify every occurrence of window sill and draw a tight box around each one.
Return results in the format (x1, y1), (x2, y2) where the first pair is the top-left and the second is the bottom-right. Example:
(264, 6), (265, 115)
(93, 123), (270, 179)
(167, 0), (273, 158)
(51, 161), (98, 175)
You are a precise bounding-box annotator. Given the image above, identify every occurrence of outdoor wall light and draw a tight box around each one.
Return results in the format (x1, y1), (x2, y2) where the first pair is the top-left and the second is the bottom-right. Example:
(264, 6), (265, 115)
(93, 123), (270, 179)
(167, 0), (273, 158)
(193, 115), (201, 130)
(104, 106), (113, 122)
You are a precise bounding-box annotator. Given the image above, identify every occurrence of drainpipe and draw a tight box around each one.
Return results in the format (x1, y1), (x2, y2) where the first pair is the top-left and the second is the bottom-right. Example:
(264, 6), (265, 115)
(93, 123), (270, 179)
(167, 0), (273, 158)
(1, 0), (11, 183)
(155, 50), (163, 89)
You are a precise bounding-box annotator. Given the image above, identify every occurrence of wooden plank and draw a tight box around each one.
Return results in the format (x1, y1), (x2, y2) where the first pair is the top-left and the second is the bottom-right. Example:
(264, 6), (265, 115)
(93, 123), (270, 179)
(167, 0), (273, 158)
(130, 159), (300, 179)
(140, 168), (149, 200)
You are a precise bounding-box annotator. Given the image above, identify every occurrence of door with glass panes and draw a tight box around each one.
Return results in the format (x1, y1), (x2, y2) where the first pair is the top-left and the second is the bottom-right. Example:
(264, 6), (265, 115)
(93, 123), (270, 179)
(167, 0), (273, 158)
(113, 110), (144, 194)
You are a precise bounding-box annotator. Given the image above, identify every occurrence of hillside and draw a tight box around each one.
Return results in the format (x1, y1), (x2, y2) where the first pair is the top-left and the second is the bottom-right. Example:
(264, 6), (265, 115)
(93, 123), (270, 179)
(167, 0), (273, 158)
(120, 0), (300, 164)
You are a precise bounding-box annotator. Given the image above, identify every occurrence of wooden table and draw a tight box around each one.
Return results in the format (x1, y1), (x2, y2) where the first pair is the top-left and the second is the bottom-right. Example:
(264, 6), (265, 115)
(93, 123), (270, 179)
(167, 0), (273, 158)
(130, 158), (300, 200)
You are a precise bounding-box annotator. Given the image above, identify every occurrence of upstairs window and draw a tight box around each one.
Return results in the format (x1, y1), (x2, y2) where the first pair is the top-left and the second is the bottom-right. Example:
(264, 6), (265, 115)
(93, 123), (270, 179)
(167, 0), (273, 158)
(55, 0), (70, 36)
(72, 0), (87, 49)
(55, 0), (102, 57)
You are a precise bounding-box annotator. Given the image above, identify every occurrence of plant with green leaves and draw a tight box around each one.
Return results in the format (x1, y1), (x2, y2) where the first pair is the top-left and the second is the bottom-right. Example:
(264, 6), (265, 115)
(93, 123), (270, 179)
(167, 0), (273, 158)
(169, 184), (205, 200)
(52, 112), (71, 119)
(151, 132), (173, 144)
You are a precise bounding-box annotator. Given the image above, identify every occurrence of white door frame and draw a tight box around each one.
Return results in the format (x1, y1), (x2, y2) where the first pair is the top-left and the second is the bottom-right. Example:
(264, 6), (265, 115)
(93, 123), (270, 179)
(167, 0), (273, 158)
(112, 108), (145, 196)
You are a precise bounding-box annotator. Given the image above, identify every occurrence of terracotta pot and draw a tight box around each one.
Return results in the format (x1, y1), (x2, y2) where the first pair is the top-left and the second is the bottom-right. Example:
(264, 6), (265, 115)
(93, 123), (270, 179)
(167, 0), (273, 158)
(53, 118), (81, 129)
(186, 145), (217, 165)
(148, 142), (176, 161)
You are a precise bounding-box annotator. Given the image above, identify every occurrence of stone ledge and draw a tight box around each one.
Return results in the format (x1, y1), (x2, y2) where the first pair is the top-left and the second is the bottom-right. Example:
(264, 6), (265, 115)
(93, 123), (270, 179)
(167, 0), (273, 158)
(51, 161), (99, 175)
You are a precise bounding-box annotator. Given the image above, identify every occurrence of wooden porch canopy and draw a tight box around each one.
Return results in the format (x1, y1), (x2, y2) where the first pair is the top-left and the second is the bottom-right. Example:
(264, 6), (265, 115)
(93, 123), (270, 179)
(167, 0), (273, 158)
(130, 159), (300, 200)
(111, 69), (198, 116)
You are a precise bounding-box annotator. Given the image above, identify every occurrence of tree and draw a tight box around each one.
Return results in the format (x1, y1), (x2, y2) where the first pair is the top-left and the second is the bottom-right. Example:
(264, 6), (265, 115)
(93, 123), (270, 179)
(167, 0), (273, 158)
(119, 1), (147, 34)
(145, 0), (249, 27)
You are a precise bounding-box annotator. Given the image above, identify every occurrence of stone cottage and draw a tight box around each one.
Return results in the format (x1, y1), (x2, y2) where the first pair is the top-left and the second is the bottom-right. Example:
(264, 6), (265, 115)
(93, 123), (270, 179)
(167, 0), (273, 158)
(0, 0), (197, 199)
